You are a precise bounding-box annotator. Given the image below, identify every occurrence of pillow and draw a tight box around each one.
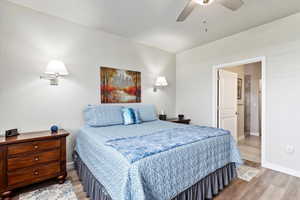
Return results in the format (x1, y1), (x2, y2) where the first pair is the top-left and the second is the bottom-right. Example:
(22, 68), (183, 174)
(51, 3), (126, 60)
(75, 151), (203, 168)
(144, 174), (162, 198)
(122, 108), (142, 125)
(130, 104), (158, 122)
(83, 105), (123, 127)
(122, 108), (135, 125)
(133, 109), (142, 124)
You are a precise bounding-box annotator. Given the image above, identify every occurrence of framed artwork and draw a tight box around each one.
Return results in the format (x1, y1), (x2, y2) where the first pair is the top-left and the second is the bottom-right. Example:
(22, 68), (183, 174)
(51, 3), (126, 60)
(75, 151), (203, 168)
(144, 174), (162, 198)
(237, 78), (242, 100)
(100, 66), (141, 103)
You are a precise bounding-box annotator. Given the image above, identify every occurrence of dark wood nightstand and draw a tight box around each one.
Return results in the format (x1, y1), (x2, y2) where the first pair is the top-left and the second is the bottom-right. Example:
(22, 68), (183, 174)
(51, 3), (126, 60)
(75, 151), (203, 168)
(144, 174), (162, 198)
(166, 118), (191, 124)
(0, 129), (69, 199)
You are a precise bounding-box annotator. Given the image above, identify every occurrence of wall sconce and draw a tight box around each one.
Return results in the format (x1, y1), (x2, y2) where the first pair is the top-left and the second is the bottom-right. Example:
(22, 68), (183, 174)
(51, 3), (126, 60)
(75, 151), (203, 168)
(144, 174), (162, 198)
(153, 76), (168, 92)
(40, 60), (69, 86)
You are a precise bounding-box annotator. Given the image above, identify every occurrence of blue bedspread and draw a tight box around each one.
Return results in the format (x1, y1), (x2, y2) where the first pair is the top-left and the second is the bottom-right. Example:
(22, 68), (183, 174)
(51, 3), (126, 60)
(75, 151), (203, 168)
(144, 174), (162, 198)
(75, 120), (242, 200)
(106, 126), (230, 163)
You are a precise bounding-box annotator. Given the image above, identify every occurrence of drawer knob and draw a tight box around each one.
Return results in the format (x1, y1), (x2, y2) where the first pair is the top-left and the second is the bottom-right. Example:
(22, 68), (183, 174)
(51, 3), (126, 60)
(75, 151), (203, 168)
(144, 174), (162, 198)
(33, 170), (39, 175)
(34, 145), (39, 149)
(34, 157), (39, 161)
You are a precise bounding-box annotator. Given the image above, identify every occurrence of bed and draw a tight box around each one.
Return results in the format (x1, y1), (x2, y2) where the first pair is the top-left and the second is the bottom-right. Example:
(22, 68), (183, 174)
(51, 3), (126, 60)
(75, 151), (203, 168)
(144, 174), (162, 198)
(74, 105), (241, 200)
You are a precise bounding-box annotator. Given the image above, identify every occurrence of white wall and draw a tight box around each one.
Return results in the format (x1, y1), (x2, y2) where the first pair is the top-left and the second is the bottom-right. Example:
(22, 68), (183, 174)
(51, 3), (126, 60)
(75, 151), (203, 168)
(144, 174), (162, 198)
(176, 13), (300, 176)
(0, 0), (176, 161)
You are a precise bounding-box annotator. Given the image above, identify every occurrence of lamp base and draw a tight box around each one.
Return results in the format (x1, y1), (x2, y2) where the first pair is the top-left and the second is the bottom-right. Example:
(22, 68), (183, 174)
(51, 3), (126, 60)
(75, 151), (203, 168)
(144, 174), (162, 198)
(159, 114), (167, 120)
(50, 78), (58, 86)
(40, 74), (59, 86)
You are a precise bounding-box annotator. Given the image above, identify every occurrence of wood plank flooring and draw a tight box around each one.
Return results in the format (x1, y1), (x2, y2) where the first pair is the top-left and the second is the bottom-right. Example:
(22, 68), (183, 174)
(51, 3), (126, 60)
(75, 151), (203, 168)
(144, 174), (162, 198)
(8, 166), (300, 200)
(68, 168), (300, 200)
(238, 135), (261, 163)
(214, 168), (300, 200)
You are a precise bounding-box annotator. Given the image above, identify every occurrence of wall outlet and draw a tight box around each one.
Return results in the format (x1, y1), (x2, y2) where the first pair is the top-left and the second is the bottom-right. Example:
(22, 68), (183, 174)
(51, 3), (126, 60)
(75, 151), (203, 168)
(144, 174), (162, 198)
(285, 145), (295, 154)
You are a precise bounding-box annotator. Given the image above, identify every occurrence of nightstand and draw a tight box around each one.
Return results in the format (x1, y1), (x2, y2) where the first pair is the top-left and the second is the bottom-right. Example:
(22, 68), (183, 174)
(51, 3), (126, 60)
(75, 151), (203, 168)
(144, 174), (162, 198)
(166, 118), (191, 124)
(0, 129), (69, 199)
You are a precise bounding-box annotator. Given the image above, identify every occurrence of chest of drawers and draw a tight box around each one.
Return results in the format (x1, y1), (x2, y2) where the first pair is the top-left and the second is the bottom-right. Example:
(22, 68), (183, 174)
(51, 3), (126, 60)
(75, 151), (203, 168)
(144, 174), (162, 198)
(0, 130), (69, 199)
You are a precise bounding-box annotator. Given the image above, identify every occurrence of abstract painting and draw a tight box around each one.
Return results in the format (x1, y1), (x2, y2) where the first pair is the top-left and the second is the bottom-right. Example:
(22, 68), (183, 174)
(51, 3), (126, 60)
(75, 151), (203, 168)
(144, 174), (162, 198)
(100, 67), (141, 103)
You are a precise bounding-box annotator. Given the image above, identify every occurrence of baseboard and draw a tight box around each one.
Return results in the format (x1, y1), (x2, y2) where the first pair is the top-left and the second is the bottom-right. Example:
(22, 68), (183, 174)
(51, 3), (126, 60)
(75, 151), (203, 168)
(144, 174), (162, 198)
(250, 132), (260, 136)
(67, 161), (74, 171)
(263, 161), (300, 178)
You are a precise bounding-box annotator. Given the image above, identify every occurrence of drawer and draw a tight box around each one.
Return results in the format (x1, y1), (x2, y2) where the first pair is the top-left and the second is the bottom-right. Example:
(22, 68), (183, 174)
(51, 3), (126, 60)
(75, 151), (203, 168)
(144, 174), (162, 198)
(8, 149), (60, 171)
(8, 162), (60, 186)
(7, 139), (60, 156)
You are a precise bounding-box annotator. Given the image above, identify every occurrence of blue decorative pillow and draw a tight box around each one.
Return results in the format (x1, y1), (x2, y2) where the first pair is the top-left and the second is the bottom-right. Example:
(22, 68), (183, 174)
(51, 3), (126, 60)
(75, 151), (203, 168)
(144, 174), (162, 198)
(130, 104), (158, 122)
(122, 108), (142, 125)
(122, 108), (136, 125)
(84, 105), (123, 127)
(133, 109), (142, 124)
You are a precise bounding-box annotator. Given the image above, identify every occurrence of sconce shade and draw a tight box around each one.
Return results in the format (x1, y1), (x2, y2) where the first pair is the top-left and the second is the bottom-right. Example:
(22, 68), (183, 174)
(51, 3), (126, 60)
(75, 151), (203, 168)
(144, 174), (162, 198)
(45, 60), (68, 76)
(155, 76), (168, 87)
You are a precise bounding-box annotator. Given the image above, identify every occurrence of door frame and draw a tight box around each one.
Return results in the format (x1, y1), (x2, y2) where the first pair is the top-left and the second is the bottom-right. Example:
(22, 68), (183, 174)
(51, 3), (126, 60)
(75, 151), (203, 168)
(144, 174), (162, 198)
(212, 56), (266, 166)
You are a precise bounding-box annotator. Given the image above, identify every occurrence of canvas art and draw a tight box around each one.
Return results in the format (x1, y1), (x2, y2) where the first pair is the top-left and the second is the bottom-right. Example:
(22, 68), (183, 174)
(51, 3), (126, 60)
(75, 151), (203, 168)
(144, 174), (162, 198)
(100, 67), (141, 103)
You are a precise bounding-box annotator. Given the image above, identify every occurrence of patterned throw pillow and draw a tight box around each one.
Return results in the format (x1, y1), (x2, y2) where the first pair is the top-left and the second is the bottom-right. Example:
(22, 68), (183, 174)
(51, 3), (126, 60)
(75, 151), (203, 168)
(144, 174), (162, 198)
(133, 109), (142, 124)
(122, 108), (135, 125)
(122, 108), (142, 125)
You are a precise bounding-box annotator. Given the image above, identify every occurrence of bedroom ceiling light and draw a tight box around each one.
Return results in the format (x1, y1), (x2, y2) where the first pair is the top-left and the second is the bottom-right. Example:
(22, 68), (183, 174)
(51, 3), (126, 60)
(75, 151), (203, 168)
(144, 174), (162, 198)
(154, 76), (168, 92)
(40, 60), (69, 86)
(177, 0), (243, 22)
(195, 0), (214, 5)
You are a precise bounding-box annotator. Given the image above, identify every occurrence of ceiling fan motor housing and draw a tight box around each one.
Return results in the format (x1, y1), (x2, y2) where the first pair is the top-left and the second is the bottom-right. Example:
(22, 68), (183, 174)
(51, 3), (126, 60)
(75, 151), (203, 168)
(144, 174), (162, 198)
(195, 0), (213, 5)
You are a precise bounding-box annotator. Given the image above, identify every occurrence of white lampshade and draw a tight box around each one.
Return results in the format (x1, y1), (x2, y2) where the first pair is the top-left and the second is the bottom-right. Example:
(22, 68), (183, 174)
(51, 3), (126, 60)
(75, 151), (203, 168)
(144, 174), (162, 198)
(155, 76), (168, 87)
(45, 60), (68, 76)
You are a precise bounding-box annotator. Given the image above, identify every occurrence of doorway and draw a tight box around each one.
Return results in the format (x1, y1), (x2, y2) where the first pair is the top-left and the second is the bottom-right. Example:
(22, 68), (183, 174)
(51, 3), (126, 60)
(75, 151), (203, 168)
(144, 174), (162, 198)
(212, 57), (266, 165)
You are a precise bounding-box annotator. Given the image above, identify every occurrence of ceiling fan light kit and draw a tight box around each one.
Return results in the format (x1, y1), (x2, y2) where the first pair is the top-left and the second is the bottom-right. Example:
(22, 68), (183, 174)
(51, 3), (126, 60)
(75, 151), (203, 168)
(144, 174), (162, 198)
(195, 0), (214, 5)
(177, 0), (244, 22)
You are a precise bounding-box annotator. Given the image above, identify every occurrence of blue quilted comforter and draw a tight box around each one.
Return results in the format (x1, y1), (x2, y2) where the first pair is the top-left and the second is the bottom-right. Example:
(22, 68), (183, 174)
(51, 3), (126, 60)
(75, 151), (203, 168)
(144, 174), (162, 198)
(106, 126), (230, 163)
(75, 120), (242, 200)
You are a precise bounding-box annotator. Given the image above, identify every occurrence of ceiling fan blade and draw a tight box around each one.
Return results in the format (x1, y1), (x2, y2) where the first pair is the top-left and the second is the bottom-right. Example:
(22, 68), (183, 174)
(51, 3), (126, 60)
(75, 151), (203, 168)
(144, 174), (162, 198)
(217, 0), (244, 11)
(177, 0), (197, 22)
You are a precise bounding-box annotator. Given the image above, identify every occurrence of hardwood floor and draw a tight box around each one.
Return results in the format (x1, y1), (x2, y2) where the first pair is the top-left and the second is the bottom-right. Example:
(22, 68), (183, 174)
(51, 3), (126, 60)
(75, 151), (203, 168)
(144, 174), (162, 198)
(238, 135), (261, 163)
(215, 168), (300, 200)
(215, 167), (300, 200)
(8, 166), (300, 200)
(68, 168), (300, 200)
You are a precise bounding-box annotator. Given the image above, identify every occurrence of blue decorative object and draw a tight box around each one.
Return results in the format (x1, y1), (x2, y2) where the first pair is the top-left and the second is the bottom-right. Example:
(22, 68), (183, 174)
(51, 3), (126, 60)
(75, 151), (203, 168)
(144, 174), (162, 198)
(122, 108), (142, 125)
(51, 125), (59, 133)
(122, 108), (135, 125)
(133, 109), (142, 124)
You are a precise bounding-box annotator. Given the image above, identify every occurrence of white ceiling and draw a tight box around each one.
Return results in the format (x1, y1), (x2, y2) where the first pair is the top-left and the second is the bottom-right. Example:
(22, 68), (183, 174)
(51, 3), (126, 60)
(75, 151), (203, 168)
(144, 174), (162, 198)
(7, 0), (300, 53)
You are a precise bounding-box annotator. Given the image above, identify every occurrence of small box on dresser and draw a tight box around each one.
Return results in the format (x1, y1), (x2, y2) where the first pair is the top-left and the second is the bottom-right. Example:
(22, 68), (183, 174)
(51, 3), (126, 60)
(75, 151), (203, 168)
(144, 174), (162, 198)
(0, 129), (69, 200)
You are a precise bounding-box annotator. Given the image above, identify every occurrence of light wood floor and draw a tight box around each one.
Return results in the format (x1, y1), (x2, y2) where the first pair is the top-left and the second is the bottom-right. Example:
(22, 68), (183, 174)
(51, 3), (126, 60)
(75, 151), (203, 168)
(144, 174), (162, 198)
(214, 168), (300, 200)
(9, 166), (300, 200)
(238, 135), (261, 163)
(70, 167), (300, 200)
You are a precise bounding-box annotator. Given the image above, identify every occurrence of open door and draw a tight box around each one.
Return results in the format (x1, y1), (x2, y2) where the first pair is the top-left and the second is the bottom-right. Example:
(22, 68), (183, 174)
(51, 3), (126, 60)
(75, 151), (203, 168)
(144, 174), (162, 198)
(218, 69), (238, 141)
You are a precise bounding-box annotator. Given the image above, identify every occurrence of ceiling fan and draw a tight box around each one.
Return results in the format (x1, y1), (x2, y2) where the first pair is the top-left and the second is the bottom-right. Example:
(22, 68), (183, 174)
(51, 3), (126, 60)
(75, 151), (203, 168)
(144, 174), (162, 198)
(177, 0), (244, 22)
